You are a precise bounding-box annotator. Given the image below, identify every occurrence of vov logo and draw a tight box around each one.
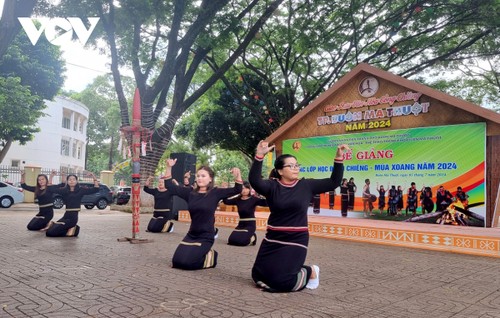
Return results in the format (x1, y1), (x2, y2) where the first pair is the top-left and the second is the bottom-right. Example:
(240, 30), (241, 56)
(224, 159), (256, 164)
(18, 17), (100, 46)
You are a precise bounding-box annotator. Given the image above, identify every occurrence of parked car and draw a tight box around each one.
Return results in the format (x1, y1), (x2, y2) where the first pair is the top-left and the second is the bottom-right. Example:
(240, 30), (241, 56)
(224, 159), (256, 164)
(0, 181), (24, 208)
(112, 186), (131, 205)
(53, 183), (113, 210)
(115, 192), (131, 205)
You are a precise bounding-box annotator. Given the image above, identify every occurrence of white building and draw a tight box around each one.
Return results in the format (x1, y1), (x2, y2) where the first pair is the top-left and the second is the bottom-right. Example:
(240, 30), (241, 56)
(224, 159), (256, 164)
(4, 96), (89, 173)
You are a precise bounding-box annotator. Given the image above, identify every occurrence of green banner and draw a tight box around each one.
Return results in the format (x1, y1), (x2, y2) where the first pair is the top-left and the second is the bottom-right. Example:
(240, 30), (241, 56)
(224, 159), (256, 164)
(283, 123), (486, 222)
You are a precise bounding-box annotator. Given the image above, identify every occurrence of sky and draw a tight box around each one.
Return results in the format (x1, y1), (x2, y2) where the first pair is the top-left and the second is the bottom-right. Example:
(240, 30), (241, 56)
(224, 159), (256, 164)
(61, 42), (111, 92)
(0, 0), (112, 92)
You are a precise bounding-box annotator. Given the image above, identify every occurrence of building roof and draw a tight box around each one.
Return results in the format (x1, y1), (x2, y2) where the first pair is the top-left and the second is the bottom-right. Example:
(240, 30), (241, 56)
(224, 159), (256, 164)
(266, 63), (500, 143)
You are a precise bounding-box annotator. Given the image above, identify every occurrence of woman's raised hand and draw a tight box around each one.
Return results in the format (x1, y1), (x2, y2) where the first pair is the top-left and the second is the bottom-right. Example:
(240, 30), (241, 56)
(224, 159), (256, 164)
(230, 167), (241, 181)
(256, 140), (275, 157)
(166, 158), (177, 167)
(335, 144), (350, 160)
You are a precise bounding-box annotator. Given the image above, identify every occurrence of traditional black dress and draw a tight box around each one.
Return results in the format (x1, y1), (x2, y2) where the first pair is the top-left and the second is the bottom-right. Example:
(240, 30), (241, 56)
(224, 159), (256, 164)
(347, 181), (356, 210)
(388, 188), (398, 215)
(377, 188), (386, 211)
(397, 189), (404, 210)
(165, 179), (242, 270)
(143, 186), (175, 233)
(249, 157), (343, 292)
(436, 189), (453, 211)
(223, 195), (267, 246)
(420, 188), (434, 214)
(407, 187), (418, 214)
(340, 185), (349, 217)
(46, 185), (99, 237)
(328, 191), (335, 209)
(21, 183), (62, 231)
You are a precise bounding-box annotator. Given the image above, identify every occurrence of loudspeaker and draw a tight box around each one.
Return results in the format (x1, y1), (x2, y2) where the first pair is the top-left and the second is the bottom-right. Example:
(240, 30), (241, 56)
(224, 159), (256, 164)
(170, 153), (196, 185)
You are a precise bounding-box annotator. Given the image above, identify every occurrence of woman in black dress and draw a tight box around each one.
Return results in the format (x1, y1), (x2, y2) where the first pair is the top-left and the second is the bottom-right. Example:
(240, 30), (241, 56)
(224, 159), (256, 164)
(376, 183), (387, 214)
(20, 170), (62, 231)
(396, 185), (404, 214)
(164, 159), (242, 270)
(144, 176), (175, 233)
(347, 177), (356, 211)
(47, 173), (99, 237)
(223, 181), (267, 246)
(249, 141), (347, 292)
(340, 178), (349, 217)
(420, 186), (434, 214)
(406, 182), (418, 216)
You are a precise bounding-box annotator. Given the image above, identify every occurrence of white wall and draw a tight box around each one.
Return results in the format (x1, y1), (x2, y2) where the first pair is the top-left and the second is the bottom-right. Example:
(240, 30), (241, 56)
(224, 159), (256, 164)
(3, 96), (89, 172)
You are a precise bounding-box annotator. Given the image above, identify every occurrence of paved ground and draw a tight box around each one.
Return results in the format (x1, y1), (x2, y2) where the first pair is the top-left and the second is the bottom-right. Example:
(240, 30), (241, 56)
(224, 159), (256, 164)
(1, 204), (500, 318)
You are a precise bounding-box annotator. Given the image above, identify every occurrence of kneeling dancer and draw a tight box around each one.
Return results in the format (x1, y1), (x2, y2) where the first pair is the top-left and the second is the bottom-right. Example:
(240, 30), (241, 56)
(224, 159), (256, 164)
(47, 173), (99, 237)
(164, 159), (242, 270)
(223, 181), (267, 246)
(144, 176), (175, 233)
(249, 141), (347, 292)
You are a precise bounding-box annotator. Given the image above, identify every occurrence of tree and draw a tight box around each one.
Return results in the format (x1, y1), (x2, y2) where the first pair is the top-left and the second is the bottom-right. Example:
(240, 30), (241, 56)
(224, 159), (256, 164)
(0, 0), (37, 58)
(183, 0), (499, 152)
(52, 0), (285, 178)
(211, 148), (251, 186)
(69, 75), (135, 173)
(0, 77), (42, 162)
(0, 31), (65, 163)
(175, 74), (280, 158)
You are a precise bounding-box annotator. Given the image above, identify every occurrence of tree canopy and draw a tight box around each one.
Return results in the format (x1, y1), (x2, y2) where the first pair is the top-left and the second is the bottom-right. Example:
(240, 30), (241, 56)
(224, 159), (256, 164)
(50, 0), (285, 176)
(0, 31), (65, 163)
(176, 0), (499, 155)
(45, 0), (499, 171)
(0, 0), (37, 59)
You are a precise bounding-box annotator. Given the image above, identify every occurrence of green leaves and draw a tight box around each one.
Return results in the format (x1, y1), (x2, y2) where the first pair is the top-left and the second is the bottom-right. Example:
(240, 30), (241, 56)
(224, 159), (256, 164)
(0, 77), (43, 146)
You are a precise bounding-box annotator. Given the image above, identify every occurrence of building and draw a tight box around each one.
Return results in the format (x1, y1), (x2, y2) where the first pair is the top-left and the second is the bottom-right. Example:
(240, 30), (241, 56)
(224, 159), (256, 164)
(3, 95), (89, 174)
(265, 63), (500, 227)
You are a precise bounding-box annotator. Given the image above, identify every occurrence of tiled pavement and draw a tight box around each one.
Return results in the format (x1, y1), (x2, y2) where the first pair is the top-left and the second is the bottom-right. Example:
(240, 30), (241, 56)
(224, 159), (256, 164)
(1, 204), (500, 318)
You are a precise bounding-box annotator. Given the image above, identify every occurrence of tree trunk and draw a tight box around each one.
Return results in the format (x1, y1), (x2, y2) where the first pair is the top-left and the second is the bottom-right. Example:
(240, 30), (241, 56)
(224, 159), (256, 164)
(0, 138), (13, 164)
(108, 134), (114, 171)
(0, 0), (37, 58)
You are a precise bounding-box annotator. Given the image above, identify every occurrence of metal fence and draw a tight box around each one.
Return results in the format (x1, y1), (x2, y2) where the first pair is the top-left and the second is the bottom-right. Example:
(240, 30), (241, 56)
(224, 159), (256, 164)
(0, 166), (96, 186)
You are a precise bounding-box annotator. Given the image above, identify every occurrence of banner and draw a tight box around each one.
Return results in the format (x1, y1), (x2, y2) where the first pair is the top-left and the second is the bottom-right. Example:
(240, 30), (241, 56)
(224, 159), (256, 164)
(283, 123), (486, 224)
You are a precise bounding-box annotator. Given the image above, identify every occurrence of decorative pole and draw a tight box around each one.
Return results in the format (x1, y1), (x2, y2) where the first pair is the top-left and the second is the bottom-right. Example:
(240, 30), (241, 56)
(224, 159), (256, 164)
(118, 88), (152, 244)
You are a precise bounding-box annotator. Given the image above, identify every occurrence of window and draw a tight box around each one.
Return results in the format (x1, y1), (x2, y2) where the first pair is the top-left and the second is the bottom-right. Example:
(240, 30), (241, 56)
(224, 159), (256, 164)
(79, 119), (84, 132)
(73, 118), (78, 131)
(11, 160), (20, 167)
(72, 142), (77, 157)
(62, 116), (71, 129)
(77, 146), (82, 159)
(61, 139), (70, 156)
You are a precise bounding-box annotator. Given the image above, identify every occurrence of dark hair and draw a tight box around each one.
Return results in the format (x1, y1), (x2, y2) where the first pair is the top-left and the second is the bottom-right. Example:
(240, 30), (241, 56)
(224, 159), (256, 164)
(65, 174), (80, 191)
(365, 179), (370, 183)
(34, 174), (49, 197)
(411, 182), (415, 186)
(196, 166), (215, 192)
(243, 181), (251, 190)
(271, 154), (296, 180)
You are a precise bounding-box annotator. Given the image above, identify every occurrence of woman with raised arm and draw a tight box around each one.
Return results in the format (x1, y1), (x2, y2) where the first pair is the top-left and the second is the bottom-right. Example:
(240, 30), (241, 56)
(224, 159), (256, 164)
(20, 170), (63, 231)
(223, 181), (267, 246)
(46, 173), (99, 237)
(164, 159), (243, 270)
(144, 176), (175, 233)
(249, 141), (347, 292)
